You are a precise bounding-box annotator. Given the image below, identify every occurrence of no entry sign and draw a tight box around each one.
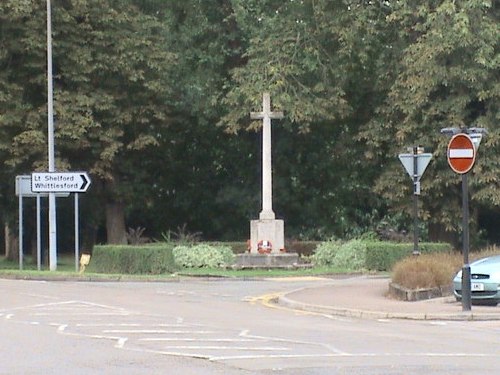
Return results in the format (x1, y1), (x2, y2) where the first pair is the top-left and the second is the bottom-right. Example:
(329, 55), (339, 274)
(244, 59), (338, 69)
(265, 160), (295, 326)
(447, 133), (476, 174)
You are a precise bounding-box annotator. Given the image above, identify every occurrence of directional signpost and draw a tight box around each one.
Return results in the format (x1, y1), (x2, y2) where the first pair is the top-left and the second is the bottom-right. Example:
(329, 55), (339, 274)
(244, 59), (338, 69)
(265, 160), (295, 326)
(399, 147), (432, 255)
(31, 172), (91, 193)
(28, 171), (91, 271)
(16, 176), (70, 271)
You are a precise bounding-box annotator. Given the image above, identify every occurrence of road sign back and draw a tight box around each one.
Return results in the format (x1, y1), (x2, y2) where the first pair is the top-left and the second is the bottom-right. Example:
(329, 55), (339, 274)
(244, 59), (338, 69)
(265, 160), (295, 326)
(447, 134), (476, 174)
(398, 153), (432, 181)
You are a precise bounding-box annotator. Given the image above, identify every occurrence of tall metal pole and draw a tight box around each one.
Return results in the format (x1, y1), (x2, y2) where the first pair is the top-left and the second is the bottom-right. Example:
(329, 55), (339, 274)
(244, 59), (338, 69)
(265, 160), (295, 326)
(412, 146), (420, 255)
(47, 0), (58, 271)
(461, 173), (472, 311)
(18, 193), (23, 270)
(36, 195), (42, 271)
(75, 194), (79, 272)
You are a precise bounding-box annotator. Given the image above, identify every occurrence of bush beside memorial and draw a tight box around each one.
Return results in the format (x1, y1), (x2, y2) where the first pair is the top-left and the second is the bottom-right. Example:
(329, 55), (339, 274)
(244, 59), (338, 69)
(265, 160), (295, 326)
(311, 239), (452, 272)
(90, 244), (178, 274)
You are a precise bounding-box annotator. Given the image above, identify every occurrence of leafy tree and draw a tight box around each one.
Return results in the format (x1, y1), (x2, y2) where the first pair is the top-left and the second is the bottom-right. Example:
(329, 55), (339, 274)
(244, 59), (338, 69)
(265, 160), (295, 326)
(125, 0), (258, 240)
(361, 0), (499, 243)
(220, 0), (396, 238)
(1, 0), (175, 245)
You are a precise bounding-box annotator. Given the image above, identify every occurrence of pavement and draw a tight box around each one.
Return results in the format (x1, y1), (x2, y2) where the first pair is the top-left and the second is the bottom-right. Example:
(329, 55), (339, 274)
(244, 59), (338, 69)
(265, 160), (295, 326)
(277, 275), (500, 321)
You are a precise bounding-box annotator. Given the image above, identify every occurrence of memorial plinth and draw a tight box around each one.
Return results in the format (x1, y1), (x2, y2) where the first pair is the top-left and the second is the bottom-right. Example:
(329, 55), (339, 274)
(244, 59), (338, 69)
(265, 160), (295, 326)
(234, 252), (300, 269)
(250, 218), (284, 254)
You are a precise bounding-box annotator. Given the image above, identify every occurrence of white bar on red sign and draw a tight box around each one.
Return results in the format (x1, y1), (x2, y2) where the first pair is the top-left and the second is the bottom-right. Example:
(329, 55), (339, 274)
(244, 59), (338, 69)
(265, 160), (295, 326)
(449, 149), (473, 158)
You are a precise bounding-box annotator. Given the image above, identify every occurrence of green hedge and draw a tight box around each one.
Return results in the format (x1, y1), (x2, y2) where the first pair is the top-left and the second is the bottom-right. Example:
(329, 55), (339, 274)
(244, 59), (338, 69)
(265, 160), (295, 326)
(90, 244), (178, 274)
(364, 241), (452, 271)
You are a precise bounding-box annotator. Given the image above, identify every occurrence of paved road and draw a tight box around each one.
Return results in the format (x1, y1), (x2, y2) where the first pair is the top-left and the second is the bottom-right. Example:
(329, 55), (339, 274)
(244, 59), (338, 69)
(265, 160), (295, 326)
(1, 276), (499, 374)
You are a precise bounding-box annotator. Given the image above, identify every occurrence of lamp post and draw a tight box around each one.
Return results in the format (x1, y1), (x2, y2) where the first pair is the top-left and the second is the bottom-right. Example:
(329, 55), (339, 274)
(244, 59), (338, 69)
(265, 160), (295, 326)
(47, 0), (57, 271)
(440, 127), (487, 311)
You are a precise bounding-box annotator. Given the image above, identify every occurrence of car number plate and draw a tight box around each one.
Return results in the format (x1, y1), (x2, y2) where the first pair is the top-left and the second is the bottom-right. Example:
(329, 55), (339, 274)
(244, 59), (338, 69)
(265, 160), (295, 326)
(471, 282), (484, 291)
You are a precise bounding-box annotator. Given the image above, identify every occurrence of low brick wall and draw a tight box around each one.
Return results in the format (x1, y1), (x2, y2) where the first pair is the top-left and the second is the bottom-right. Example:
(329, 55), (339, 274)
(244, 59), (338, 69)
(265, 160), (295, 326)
(389, 282), (453, 302)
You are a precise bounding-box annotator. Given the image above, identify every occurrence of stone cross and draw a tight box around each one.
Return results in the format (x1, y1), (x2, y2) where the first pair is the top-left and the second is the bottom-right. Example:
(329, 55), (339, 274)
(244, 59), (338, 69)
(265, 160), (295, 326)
(250, 93), (283, 220)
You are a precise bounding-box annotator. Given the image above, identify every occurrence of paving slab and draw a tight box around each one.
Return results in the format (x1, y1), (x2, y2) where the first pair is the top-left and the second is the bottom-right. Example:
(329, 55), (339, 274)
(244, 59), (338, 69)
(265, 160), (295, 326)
(278, 276), (500, 321)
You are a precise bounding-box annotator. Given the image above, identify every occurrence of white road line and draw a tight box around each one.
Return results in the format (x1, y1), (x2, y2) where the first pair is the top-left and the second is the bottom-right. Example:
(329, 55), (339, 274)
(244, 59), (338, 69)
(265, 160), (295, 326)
(102, 329), (215, 334)
(76, 323), (142, 327)
(33, 312), (130, 316)
(159, 346), (290, 351)
(139, 338), (258, 342)
(210, 352), (497, 361)
(116, 337), (128, 348)
(57, 324), (68, 332)
(211, 353), (342, 361)
(239, 330), (347, 355)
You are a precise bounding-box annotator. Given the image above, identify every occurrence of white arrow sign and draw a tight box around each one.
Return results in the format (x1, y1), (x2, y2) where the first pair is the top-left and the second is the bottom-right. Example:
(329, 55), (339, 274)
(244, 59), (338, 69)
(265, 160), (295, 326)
(31, 172), (91, 193)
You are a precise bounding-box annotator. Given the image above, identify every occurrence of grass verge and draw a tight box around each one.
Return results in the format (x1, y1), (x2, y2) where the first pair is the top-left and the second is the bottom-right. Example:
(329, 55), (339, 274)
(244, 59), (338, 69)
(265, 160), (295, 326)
(0, 255), (361, 279)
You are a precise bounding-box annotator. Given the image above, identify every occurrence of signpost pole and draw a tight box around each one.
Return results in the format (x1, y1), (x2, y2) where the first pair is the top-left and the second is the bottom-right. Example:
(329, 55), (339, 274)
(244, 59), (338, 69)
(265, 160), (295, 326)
(75, 193), (79, 272)
(442, 127), (487, 311)
(412, 146), (420, 255)
(461, 172), (472, 311)
(18, 193), (23, 271)
(36, 195), (42, 271)
(399, 147), (431, 256)
(47, 0), (57, 271)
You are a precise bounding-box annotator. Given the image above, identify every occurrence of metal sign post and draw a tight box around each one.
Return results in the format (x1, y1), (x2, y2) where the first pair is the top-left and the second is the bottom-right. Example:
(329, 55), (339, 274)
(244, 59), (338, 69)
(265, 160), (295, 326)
(398, 147), (432, 255)
(441, 127), (486, 312)
(16, 175), (77, 271)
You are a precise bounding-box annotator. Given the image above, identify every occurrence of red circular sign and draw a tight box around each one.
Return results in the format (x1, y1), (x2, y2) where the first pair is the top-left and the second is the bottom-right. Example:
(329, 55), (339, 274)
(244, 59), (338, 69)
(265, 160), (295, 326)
(447, 134), (476, 174)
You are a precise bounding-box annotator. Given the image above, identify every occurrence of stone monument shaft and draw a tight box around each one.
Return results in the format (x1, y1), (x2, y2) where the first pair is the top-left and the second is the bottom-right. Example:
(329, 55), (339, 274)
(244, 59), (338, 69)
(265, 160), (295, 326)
(250, 93), (283, 219)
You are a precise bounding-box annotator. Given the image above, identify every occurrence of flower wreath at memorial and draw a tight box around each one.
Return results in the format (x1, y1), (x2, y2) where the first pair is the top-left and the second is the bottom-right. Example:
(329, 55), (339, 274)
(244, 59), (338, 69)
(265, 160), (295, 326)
(257, 240), (272, 254)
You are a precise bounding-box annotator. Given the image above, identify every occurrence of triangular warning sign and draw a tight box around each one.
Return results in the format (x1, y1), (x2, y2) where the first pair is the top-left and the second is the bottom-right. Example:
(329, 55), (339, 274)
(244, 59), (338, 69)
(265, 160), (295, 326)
(398, 153), (432, 181)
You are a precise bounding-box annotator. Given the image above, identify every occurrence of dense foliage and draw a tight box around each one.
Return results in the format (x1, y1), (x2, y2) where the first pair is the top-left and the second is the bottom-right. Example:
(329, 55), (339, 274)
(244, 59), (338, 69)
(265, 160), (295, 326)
(312, 239), (452, 271)
(0, 0), (498, 254)
(91, 244), (178, 274)
(173, 243), (235, 268)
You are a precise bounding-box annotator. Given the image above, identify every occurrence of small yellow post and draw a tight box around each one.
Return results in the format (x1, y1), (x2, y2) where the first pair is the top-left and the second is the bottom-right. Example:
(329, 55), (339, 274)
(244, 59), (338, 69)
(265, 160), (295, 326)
(79, 254), (91, 273)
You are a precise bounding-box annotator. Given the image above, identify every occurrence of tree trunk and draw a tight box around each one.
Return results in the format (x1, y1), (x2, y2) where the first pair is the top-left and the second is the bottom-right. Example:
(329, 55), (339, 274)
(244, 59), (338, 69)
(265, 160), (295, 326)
(4, 223), (19, 261)
(105, 201), (127, 244)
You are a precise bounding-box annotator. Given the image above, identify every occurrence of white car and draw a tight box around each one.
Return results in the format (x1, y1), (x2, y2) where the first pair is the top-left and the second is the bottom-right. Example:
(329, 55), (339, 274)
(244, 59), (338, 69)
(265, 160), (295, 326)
(453, 255), (500, 306)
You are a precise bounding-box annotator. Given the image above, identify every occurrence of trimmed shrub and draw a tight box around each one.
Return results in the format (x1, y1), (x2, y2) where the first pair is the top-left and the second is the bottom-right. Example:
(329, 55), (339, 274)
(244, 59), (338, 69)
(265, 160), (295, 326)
(311, 239), (342, 266)
(364, 241), (452, 271)
(173, 244), (235, 268)
(312, 239), (452, 272)
(311, 239), (367, 270)
(332, 239), (367, 270)
(391, 252), (463, 289)
(90, 244), (178, 274)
